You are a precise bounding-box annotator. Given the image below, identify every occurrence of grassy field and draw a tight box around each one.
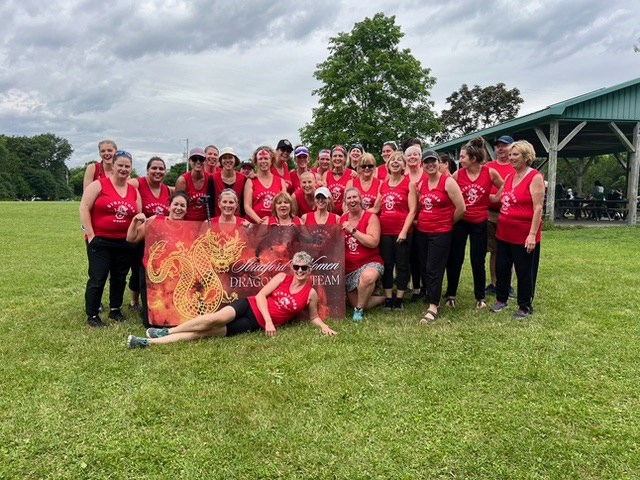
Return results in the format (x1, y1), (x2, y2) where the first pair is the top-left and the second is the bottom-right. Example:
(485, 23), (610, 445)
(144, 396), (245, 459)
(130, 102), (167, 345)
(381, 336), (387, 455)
(1, 202), (639, 479)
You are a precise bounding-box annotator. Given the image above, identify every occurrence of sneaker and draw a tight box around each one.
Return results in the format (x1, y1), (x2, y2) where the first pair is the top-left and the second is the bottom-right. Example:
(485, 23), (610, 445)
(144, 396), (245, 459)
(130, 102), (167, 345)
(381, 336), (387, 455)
(352, 308), (364, 322)
(392, 298), (405, 311)
(444, 296), (456, 308)
(98, 303), (104, 314)
(513, 309), (531, 319)
(490, 301), (508, 313)
(508, 287), (515, 300)
(485, 284), (497, 296)
(476, 299), (487, 309)
(383, 298), (394, 310)
(87, 315), (106, 328)
(108, 308), (126, 323)
(127, 335), (149, 349)
(146, 327), (170, 339)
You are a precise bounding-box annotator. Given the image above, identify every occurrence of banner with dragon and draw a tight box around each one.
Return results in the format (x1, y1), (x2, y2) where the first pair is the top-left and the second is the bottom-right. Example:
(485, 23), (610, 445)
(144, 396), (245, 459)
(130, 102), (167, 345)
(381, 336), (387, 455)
(144, 221), (345, 326)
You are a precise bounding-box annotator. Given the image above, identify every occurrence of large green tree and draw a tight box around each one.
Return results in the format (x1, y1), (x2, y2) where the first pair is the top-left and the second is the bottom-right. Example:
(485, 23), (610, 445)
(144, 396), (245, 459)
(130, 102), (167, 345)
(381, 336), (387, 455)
(300, 13), (439, 156)
(437, 83), (524, 142)
(0, 133), (74, 199)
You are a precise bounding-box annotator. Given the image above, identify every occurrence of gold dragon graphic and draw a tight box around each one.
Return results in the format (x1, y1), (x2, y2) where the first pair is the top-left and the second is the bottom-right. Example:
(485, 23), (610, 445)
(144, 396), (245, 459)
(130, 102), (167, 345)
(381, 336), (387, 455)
(147, 229), (246, 318)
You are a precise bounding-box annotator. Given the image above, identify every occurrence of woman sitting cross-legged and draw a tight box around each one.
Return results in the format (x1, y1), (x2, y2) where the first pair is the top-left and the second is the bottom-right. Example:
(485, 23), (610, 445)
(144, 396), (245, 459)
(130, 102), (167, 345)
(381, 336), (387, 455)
(127, 251), (336, 348)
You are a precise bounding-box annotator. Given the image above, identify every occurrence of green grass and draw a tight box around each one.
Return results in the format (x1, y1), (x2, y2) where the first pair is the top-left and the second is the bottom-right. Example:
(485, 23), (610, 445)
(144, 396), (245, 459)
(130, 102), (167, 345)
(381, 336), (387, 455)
(1, 202), (639, 479)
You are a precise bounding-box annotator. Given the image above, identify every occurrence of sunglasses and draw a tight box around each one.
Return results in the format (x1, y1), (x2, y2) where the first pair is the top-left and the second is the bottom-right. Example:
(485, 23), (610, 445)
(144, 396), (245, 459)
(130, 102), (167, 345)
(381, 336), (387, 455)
(292, 264), (310, 271)
(191, 157), (206, 163)
(360, 164), (375, 170)
(115, 150), (132, 160)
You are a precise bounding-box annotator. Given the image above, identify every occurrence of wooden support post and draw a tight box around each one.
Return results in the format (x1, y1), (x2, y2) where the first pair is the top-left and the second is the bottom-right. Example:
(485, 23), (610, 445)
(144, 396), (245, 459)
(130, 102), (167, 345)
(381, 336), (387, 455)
(626, 122), (639, 225)
(545, 120), (559, 222)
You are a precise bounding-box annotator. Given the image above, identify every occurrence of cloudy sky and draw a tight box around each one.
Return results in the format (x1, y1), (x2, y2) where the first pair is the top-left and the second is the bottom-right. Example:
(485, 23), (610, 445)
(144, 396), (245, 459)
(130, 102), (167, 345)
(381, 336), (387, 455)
(1, 0), (639, 172)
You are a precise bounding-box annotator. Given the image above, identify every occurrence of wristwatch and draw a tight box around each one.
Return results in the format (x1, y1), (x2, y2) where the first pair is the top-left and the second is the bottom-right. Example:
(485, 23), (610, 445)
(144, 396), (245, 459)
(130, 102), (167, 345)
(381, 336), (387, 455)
(351, 227), (357, 235)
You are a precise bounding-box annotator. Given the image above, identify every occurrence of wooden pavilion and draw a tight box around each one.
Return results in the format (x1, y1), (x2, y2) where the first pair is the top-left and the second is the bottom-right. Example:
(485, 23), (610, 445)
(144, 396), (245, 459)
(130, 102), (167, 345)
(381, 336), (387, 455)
(431, 77), (640, 225)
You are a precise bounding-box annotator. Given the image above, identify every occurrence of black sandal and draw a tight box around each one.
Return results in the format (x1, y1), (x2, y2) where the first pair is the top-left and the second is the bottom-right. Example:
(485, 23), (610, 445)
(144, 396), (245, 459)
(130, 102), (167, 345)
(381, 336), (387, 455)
(420, 309), (439, 325)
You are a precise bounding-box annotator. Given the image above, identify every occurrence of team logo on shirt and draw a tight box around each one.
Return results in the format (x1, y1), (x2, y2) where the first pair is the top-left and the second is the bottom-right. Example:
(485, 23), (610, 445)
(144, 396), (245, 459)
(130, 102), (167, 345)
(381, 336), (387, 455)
(115, 205), (128, 220)
(500, 191), (517, 214)
(262, 193), (274, 210)
(347, 235), (358, 252)
(422, 196), (434, 212)
(154, 205), (166, 216)
(330, 186), (342, 202)
(384, 195), (395, 211)
(273, 291), (297, 312)
(466, 187), (479, 205)
(362, 196), (373, 209)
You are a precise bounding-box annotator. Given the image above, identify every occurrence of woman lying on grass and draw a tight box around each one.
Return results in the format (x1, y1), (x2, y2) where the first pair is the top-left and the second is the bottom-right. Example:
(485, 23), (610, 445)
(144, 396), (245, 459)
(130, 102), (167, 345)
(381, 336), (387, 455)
(127, 251), (337, 348)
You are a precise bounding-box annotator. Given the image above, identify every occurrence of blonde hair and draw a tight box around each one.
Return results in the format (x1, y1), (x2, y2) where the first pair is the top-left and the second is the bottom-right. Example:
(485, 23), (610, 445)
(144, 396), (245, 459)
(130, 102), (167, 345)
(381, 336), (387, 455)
(271, 191), (294, 218)
(509, 140), (536, 166)
(292, 251), (312, 267)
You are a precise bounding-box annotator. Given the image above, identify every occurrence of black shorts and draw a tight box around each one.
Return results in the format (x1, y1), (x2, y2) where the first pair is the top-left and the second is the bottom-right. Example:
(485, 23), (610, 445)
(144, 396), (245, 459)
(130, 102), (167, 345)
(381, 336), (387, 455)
(225, 298), (262, 337)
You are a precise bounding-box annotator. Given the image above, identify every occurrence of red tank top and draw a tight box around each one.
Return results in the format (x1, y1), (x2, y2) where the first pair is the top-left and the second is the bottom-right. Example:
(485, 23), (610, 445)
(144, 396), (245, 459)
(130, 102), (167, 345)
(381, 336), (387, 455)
(304, 212), (339, 225)
(267, 216), (302, 226)
(353, 177), (380, 210)
(293, 189), (315, 216)
(249, 275), (312, 328)
(181, 172), (210, 221)
(416, 175), (455, 234)
(341, 210), (383, 274)
(92, 162), (106, 182)
(138, 177), (170, 218)
(457, 166), (492, 224)
(250, 176), (282, 221)
(379, 175), (413, 236)
(486, 160), (515, 211)
(91, 177), (138, 239)
(326, 171), (351, 215)
(496, 169), (542, 245)
(271, 164), (293, 194)
(212, 171), (246, 216)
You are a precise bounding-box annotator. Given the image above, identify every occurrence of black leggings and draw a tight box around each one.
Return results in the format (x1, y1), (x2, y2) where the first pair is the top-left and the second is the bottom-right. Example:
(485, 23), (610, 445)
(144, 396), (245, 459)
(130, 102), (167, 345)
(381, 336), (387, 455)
(380, 234), (412, 291)
(225, 299), (262, 336)
(415, 230), (451, 306)
(445, 220), (487, 300)
(496, 240), (540, 312)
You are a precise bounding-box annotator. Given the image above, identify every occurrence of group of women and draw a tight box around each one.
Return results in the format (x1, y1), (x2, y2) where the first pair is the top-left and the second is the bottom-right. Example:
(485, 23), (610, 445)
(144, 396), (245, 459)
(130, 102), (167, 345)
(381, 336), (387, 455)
(79, 136), (543, 345)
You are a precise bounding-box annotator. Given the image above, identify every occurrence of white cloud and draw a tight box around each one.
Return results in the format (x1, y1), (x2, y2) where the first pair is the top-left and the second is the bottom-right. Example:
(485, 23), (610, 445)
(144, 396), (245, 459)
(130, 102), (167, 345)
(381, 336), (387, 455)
(1, 0), (638, 170)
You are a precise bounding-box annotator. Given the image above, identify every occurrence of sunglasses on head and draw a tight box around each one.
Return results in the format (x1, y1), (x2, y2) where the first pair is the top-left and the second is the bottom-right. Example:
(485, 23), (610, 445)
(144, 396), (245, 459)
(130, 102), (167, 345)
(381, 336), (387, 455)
(115, 150), (132, 160)
(292, 264), (309, 271)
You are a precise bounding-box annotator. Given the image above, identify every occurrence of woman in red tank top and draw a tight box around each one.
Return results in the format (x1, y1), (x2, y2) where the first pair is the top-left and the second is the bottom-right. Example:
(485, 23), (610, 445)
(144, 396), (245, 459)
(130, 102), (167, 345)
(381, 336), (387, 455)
(80, 151), (141, 327)
(345, 153), (380, 210)
(491, 140), (544, 319)
(211, 189), (250, 229)
(126, 251), (337, 347)
(175, 147), (211, 222)
(83, 139), (117, 191)
(444, 138), (503, 310)
(415, 150), (465, 325)
(244, 146), (286, 224)
(370, 151), (417, 310)
(213, 147), (246, 217)
(292, 171), (317, 216)
(323, 145), (355, 216)
(340, 187), (385, 322)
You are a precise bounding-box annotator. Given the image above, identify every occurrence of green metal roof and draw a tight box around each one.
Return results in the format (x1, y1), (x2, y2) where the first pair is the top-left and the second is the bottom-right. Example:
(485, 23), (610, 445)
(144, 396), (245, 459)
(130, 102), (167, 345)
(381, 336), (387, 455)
(432, 77), (640, 157)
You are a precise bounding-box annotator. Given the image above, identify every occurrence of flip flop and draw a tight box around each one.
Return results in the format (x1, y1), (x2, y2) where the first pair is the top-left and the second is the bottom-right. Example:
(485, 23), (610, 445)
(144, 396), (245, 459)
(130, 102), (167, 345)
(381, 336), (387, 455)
(419, 309), (438, 325)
